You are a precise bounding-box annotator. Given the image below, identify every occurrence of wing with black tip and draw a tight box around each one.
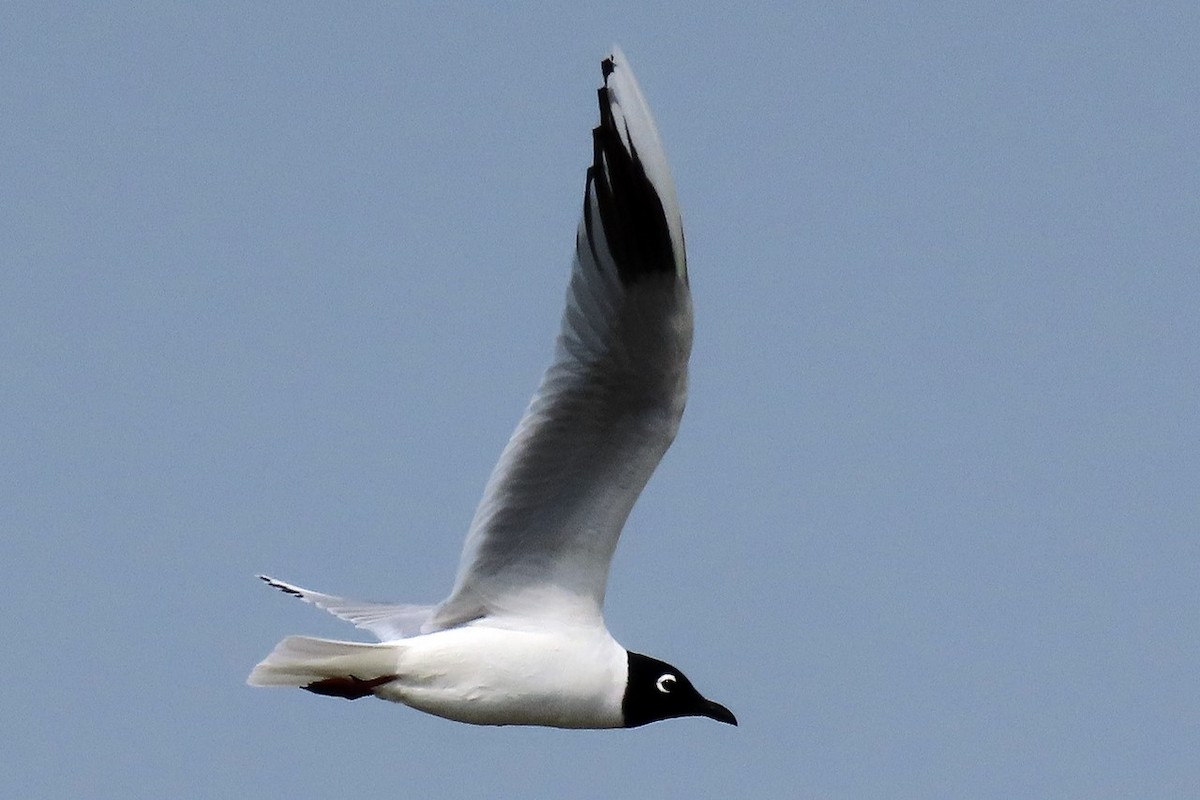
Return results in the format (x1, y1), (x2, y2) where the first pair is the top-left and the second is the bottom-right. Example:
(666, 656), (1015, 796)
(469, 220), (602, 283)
(433, 49), (691, 629)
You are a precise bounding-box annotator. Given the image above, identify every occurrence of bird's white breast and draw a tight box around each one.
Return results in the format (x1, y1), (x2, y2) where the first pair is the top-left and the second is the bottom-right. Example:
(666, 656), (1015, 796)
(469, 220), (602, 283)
(374, 622), (628, 728)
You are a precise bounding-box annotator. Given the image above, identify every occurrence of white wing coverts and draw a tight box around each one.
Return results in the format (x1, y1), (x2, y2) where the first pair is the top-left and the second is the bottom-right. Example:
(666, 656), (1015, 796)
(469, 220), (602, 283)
(432, 49), (691, 629)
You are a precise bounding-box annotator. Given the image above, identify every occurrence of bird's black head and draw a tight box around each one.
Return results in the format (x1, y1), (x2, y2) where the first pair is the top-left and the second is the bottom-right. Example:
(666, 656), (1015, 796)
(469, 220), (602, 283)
(621, 651), (737, 728)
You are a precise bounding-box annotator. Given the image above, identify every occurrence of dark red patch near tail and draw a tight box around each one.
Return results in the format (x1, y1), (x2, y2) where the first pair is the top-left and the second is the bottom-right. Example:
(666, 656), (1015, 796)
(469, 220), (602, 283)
(303, 674), (399, 700)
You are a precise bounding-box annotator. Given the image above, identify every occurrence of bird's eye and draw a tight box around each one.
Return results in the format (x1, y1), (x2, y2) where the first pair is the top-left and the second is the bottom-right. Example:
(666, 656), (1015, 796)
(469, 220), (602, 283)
(655, 674), (677, 693)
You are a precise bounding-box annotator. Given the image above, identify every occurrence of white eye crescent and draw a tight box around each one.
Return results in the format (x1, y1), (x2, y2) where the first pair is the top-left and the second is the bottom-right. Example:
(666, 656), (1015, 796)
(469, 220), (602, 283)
(655, 674), (677, 693)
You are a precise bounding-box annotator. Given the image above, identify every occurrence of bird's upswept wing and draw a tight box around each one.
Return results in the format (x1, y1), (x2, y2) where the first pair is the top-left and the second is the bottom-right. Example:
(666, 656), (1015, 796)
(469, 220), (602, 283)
(432, 49), (691, 630)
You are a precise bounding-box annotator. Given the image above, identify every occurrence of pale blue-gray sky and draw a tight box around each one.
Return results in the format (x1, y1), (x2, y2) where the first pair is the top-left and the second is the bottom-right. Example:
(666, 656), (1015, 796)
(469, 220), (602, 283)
(3, 3), (1198, 798)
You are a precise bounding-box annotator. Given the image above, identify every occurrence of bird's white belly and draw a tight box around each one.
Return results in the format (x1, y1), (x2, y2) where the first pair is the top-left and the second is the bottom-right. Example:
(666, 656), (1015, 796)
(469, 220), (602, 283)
(374, 624), (627, 728)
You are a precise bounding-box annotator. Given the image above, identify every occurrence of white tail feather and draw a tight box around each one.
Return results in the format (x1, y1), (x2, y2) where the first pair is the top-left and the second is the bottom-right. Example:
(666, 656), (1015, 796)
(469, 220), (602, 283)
(247, 635), (400, 688)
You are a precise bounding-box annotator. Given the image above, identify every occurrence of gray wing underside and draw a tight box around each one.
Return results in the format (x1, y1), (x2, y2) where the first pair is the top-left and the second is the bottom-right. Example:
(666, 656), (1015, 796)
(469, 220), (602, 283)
(431, 49), (692, 629)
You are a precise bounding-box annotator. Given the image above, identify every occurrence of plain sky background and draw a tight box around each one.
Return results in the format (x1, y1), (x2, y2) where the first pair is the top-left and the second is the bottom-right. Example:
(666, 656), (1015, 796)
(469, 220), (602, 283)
(3, 3), (1197, 798)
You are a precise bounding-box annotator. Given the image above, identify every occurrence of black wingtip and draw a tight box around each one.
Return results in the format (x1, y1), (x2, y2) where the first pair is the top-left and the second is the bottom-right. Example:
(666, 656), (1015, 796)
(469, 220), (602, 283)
(258, 575), (302, 597)
(582, 60), (680, 288)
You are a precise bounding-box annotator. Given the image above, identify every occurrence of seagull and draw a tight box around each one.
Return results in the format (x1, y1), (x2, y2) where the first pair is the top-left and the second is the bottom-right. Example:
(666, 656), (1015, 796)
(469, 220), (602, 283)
(248, 48), (735, 730)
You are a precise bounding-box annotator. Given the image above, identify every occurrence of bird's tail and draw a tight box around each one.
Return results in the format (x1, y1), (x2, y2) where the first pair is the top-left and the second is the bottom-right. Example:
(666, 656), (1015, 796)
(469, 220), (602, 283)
(247, 636), (401, 698)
